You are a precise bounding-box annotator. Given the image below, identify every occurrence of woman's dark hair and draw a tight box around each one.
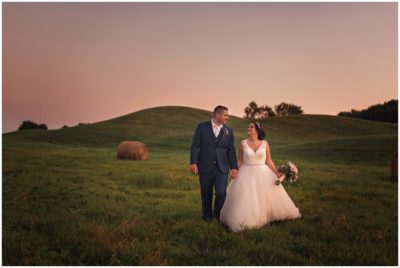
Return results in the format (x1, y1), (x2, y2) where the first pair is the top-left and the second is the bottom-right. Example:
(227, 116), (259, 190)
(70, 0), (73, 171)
(253, 121), (266, 140)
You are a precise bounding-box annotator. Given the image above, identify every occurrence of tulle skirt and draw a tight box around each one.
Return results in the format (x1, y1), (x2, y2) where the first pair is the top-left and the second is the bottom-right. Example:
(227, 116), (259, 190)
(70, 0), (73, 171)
(220, 164), (301, 232)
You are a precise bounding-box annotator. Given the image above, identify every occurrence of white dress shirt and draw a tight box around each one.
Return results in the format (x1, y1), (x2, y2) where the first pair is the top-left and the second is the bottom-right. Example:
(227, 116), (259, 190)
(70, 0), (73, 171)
(211, 119), (223, 138)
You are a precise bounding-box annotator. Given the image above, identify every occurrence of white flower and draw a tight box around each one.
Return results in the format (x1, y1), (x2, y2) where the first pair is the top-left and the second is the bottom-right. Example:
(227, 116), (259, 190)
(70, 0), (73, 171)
(223, 128), (229, 136)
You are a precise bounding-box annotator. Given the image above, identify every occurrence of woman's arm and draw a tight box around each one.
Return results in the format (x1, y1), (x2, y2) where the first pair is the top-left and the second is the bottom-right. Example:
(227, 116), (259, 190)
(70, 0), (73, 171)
(265, 141), (281, 177)
(237, 142), (244, 168)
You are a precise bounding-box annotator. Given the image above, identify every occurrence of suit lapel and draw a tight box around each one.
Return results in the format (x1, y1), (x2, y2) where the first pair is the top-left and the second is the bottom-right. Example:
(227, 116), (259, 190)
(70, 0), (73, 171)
(215, 124), (225, 146)
(208, 121), (217, 144)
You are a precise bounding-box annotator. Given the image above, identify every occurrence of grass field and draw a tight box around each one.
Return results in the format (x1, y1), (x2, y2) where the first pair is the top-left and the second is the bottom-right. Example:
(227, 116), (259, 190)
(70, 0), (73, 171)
(2, 106), (398, 265)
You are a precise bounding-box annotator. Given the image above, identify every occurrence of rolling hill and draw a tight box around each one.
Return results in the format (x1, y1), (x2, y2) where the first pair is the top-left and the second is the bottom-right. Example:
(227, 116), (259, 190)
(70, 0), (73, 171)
(2, 106), (398, 265)
(4, 105), (397, 150)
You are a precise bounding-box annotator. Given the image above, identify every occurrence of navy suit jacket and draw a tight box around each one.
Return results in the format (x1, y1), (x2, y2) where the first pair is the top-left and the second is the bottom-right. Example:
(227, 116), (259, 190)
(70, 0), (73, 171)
(190, 120), (238, 174)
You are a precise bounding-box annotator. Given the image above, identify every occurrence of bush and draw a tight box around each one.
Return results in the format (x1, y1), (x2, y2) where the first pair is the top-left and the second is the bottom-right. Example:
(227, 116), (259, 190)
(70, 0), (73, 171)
(77, 123), (90, 126)
(18, 120), (48, 131)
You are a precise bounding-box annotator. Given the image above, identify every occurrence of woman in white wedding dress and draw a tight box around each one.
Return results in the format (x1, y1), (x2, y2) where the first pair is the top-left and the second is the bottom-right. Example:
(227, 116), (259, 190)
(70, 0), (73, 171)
(220, 122), (301, 232)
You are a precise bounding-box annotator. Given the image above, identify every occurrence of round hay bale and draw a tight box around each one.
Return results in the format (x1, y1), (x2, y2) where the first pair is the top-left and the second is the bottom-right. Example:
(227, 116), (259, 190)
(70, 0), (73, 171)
(117, 141), (148, 160)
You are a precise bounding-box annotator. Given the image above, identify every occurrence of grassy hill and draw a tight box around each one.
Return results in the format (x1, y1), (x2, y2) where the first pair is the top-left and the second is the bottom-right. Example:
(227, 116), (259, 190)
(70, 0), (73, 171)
(5, 105), (397, 148)
(3, 106), (398, 265)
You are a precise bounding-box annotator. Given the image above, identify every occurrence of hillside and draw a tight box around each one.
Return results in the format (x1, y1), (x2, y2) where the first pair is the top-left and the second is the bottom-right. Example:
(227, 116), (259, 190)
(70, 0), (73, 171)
(3, 105), (398, 265)
(4, 106), (397, 150)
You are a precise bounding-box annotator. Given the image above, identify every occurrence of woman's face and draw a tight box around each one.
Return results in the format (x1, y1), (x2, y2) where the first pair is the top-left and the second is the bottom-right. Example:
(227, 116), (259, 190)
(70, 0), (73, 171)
(247, 123), (257, 136)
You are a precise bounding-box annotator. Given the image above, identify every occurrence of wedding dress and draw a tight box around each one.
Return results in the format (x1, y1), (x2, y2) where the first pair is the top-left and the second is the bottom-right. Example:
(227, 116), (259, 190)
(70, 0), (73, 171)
(220, 139), (301, 232)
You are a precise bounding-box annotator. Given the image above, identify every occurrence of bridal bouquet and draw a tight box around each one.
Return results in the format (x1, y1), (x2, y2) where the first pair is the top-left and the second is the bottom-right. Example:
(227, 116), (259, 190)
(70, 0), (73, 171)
(275, 161), (299, 185)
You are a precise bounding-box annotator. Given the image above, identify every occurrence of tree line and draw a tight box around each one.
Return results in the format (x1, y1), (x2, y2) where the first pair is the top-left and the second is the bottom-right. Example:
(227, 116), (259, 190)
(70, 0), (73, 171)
(243, 101), (303, 119)
(338, 99), (397, 123)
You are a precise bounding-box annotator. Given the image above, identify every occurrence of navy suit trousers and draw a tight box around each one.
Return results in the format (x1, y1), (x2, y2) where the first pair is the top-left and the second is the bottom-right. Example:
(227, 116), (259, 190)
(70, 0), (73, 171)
(199, 162), (228, 220)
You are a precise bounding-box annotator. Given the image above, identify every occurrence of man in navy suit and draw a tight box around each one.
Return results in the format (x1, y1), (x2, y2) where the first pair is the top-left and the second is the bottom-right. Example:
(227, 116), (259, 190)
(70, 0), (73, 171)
(190, 105), (238, 222)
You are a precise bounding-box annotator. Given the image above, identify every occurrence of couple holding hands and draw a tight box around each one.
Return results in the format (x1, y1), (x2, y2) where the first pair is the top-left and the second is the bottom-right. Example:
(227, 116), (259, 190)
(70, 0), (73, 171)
(190, 105), (301, 232)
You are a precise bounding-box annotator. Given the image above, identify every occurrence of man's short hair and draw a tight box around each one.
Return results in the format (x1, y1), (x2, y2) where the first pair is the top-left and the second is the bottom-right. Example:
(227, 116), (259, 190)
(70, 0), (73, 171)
(213, 105), (228, 116)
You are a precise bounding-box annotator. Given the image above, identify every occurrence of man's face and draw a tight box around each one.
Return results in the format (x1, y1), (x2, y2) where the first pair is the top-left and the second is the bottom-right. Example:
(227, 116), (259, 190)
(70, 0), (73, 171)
(216, 109), (229, 124)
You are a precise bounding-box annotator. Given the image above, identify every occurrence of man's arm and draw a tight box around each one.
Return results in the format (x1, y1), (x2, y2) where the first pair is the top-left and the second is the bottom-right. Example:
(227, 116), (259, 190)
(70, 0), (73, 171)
(190, 124), (202, 167)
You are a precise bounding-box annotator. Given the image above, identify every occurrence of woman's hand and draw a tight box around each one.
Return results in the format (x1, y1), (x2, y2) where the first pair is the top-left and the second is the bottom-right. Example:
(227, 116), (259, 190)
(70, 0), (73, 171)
(230, 169), (238, 178)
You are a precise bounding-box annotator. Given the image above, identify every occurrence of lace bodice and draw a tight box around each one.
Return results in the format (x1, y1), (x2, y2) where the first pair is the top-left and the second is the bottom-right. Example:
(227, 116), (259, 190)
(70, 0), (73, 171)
(241, 139), (267, 166)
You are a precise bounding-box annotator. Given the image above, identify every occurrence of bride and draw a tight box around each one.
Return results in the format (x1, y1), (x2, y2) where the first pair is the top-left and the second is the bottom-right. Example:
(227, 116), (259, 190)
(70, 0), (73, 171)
(220, 122), (301, 232)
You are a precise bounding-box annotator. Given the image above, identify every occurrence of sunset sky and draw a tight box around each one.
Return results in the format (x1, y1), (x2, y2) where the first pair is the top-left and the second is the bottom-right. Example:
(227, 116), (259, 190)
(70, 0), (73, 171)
(3, 2), (398, 133)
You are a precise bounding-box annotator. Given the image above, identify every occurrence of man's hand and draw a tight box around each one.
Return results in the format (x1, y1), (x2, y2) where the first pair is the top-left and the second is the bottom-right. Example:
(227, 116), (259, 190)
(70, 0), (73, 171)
(190, 164), (198, 175)
(230, 169), (238, 178)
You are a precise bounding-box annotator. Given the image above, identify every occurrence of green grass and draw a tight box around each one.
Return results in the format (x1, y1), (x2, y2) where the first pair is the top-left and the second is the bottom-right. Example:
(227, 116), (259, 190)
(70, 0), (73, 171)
(3, 106), (398, 265)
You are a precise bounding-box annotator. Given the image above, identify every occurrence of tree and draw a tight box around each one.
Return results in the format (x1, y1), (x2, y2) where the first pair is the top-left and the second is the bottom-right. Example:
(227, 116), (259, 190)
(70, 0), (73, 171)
(258, 105), (276, 118)
(338, 99), (397, 123)
(275, 102), (303, 116)
(38, 124), (48, 130)
(244, 101), (276, 119)
(244, 101), (260, 119)
(18, 120), (48, 130)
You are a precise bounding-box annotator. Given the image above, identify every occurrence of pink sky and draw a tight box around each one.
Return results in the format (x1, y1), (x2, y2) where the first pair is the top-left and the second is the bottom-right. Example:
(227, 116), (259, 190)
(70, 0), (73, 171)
(3, 2), (398, 133)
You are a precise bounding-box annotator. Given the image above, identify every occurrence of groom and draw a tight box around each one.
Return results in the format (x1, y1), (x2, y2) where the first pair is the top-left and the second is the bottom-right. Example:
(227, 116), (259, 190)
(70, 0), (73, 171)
(190, 105), (238, 222)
